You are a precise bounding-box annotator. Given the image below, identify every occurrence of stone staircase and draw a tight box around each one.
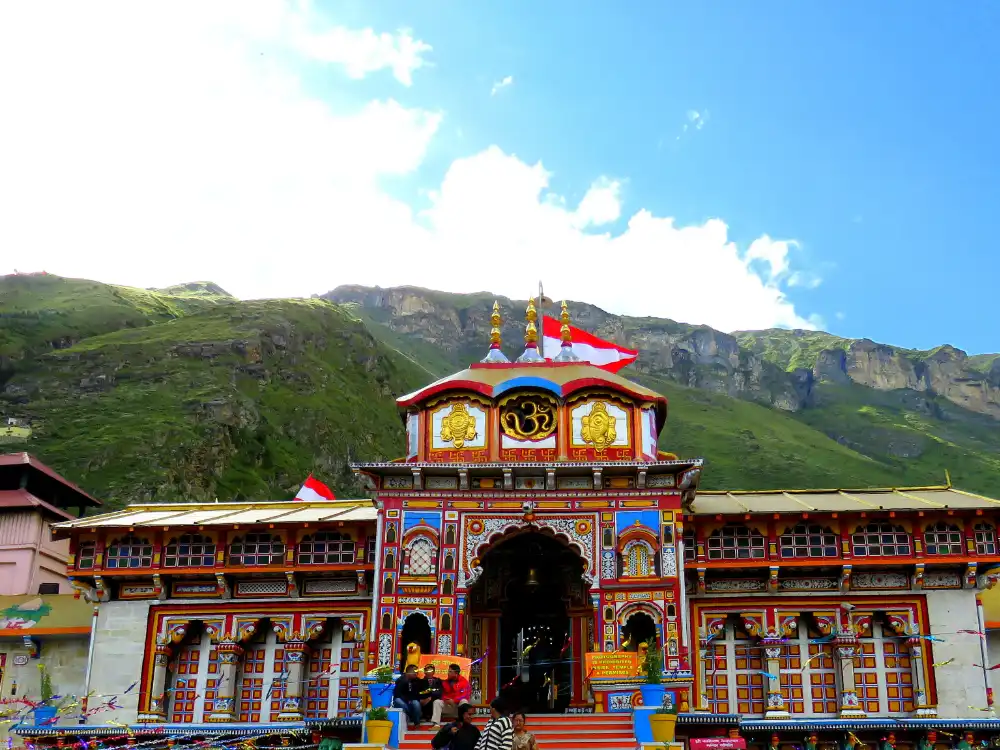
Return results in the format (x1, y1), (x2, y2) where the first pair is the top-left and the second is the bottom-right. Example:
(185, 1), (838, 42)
(398, 713), (637, 749)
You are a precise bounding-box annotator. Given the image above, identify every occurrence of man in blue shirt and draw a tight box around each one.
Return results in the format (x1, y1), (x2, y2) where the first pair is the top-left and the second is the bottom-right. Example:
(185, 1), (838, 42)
(392, 664), (423, 728)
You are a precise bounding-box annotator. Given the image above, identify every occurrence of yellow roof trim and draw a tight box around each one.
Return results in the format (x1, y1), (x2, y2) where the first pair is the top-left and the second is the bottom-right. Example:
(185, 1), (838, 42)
(891, 489), (945, 507)
(949, 488), (1000, 505)
(698, 485), (952, 496)
(836, 491), (879, 508)
(780, 492), (816, 511)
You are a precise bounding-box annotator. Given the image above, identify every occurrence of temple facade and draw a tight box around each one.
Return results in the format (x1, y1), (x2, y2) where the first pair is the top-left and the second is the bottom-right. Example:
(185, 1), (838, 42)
(22, 302), (1000, 749)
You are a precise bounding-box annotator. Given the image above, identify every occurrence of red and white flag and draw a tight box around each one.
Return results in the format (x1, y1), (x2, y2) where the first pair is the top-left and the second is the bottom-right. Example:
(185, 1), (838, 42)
(541, 316), (639, 373)
(295, 475), (336, 502)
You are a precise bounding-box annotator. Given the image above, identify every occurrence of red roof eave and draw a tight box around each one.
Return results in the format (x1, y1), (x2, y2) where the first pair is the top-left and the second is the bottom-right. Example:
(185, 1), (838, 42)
(0, 453), (102, 507)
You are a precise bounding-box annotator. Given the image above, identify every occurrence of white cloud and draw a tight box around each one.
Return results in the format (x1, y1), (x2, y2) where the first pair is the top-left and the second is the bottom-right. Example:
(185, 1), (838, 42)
(0, 3), (818, 334)
(491, 75), (514, 96)
(293, 26), (431, 86)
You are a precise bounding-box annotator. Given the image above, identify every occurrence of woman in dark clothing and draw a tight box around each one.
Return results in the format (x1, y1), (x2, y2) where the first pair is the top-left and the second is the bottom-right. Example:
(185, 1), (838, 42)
(431, 703), (480, 750)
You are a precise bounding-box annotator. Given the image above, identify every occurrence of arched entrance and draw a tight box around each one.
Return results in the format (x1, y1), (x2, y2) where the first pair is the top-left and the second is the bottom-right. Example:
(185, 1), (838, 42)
(399, 613), (432, 672)
(621, 611), (657, 652)
(467, 530), (592, 713)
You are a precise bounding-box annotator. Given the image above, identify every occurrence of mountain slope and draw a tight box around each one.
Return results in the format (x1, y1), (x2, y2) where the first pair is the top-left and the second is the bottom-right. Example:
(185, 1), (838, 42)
(1, 276), (426, 507)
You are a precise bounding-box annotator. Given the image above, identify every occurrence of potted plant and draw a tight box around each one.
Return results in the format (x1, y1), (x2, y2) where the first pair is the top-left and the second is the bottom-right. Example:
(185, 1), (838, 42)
(649, 699), (678, 742)
(365, 706), (393, 746)
(638, 640), (665, 708)
(366, 665), (396, 709)
(33, 664), (57, 726)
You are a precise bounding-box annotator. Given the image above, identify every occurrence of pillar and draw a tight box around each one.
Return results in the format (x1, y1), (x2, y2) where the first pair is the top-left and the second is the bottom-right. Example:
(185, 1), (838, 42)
(568, 610), (589, 706)
(763, 640), (790, 719)
(907, 637), (936, 717)
(834, 639), (866, 718)
(207, 641), (244, 722)
(277, 641), (308, 721)
(147, 643), (172, 720)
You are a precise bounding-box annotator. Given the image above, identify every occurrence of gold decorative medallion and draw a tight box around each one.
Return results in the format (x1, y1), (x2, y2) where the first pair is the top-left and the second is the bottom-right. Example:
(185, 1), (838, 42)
(440, 403), (478, 449)
(499, 394), (557, 441)
(580, 401), (617, 451)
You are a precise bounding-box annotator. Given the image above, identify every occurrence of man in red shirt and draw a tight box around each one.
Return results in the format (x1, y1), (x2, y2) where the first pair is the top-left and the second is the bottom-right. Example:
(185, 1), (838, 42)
(432, 663), (472, 727)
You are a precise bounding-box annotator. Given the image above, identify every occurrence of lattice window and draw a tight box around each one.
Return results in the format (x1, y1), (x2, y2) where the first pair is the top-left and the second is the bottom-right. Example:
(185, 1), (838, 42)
(924, 522), (963, 555)
(298, 531), (356, 564)
(105, 535), (153, 569)
(623, 540), (654, 577)
(851, 523), (910, 557)
(683, 528), (695, 562)
(855, 620), (914, 715)
(76, 542), (96, 570)
(366, 535), (377, 563)
(229, 533), (284, 566)
(405, 537), (437, 576)
(975, 523), (997, 555)
(776, 618), (836, 717)
(702, 618), (764, 716)
(706, 525), (765, 561)
(169, 636), (220, 723)
(305, 626), (352, 718)
(238, 631), (285, 722)
(164, 534), (216, 568)
(779, 524), (838, 558)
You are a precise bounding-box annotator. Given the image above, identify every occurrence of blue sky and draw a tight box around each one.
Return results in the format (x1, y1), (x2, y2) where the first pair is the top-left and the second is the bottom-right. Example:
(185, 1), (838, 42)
(1, 2), (996, 354)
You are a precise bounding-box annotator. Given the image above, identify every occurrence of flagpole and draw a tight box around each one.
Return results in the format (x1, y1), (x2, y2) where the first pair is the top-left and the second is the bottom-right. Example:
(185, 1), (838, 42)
(538, 281), (544, 359)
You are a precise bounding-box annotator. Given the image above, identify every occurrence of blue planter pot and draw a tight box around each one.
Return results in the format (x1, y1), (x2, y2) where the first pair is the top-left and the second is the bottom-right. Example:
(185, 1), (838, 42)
(369, 682), (394, 709)
(639, 683), (665, 708)
(33, 706), (58, 726)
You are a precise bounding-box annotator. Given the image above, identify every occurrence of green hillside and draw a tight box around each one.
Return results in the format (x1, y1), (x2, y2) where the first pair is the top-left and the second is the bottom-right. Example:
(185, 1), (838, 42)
(1, 274), (998, 508)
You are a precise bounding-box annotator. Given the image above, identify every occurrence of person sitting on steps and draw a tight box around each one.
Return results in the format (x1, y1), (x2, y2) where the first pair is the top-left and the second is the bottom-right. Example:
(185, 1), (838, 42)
(392, 664), (423, 728)
(419, 664), (445, 725)
(433, 662), (472, 728)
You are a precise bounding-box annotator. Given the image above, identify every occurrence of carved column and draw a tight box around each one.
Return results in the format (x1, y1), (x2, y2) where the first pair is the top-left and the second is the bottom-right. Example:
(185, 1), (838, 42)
(907, 636), (936, 717)
(146, 643), (173, 721)
(834, 639), (866, 717)
(277, 641), (308, 721)
(763, 639), (790, 719)
(207, 642), (244, 722)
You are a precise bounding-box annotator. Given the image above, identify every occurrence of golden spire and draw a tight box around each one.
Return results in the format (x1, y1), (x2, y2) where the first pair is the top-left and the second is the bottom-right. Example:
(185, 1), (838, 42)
(516, 297), (544, 362)
(553, 299), (580, 362)
(480, 300), (510, 363)
(525, 299), (538, 346)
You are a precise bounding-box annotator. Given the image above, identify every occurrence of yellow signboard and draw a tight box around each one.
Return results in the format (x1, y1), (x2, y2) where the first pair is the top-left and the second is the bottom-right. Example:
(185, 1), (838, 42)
(584, 651), (639, 679)
(418, 654), (473, 680)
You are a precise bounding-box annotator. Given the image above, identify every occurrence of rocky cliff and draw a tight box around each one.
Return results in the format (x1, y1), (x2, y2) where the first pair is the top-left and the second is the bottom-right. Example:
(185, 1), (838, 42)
(327, 285), (1000, 420)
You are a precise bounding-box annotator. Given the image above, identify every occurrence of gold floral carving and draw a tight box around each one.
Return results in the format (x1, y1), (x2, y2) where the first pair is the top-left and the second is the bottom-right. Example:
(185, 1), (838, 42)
(499, 395), (556, 441)
(440, 403), (478, 449)
(580, 401), (617, 451)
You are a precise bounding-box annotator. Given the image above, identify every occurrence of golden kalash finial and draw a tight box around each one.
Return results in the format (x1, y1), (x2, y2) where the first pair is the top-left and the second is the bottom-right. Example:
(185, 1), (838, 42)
(554, 299), (581, 362)
(516, 297), (544, 363)
(480, 301), (510, 363)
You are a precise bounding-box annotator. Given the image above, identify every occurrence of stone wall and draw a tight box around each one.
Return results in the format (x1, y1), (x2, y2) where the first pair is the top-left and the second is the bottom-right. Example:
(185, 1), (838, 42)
(86, 600), (153, 725)
(926, 588), (989, 717)
(0, 637), (88, 743)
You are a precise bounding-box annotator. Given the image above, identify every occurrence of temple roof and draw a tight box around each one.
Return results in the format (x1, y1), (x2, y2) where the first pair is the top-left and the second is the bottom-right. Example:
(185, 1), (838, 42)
(689, 486), (1000, 515)
(0, 452), (101, 509)
(50, 498), (376, 538)
(397, 361), (668, 430)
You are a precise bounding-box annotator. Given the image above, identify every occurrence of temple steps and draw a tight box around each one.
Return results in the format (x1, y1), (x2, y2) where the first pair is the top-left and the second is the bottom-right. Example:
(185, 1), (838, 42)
(398, 713), (637, 750)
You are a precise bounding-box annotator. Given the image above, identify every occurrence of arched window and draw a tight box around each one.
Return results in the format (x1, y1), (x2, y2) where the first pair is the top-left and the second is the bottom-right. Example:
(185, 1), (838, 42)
(603, 528), (614, 548)
(383, 576), (394, 595)
(445, 526), (456, 546)
(924, 522), (963, 555)
(623, 540), (654, 577)
(76, 541), (97, 570)
(851, 523), (910, 556)
(706, 524), (765, 560)
(703, 616), (765, 717)
(164, 534), (216, 568)
(975, 523), (997, 555)
(381, 612), (392, 630)
(106, 535), (153, 569)
(384, 550), (396, 569)
(441, 613), (452, 631)
(779, 524), (838, 558)
(855, 617), (914, 715)
(443, 578), (454, 596)
(683, 527), (695, 562)
(229, 533), (284, 566)
(386, 525), (397, 544)
(405, 537), (438, 576)
(444, 552), (455, 570)
(298, 531), (355, 564)
(169, 629), (220, 723)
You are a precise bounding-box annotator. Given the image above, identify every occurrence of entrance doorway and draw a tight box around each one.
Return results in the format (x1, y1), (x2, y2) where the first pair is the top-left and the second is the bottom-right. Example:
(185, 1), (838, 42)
(468, 531), (590, 713)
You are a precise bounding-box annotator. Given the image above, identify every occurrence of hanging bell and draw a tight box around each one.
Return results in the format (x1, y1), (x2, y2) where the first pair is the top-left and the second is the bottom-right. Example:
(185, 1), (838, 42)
(525, 567), (540, 591)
